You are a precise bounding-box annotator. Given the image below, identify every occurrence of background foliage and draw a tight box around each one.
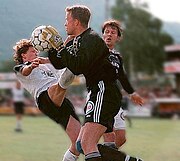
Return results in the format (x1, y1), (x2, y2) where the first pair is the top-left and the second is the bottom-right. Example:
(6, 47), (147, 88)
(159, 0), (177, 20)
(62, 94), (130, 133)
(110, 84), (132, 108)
(112, 0), (173, 76)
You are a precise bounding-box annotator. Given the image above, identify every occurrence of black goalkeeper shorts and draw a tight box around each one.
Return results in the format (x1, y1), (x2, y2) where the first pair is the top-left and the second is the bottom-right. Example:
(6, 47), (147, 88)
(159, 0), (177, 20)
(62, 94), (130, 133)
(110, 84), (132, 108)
(37, 90), (80, 130)
(84, 80), (122, 133)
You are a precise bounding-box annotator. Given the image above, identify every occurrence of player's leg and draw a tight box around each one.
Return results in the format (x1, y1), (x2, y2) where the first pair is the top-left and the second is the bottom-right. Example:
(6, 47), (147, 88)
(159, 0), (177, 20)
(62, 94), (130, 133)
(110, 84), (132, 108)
(14, 102), (24, 132)
(15, 114), (23, 132)
(124, 109), (132, 128)
(47, 83), (66, 106)
(103, 107), (126, 149)
(76, 127), (143, 161)
(97, 106), (133, 160)
(75, 139), (143, 161)
(103, 132), (117, 149)
(63, 99), (81, 158)
(48, 68), (75, 107)
(81, 81), (121, 161)
(97, 144), (144, 161)
(114, 129), (126, 148)
(113, 108), (126, 148)
(76, 131), (143, 161)
(37, 93), (81, 160)
(63, 115), (81, 161)
(81, 122), (106, 161)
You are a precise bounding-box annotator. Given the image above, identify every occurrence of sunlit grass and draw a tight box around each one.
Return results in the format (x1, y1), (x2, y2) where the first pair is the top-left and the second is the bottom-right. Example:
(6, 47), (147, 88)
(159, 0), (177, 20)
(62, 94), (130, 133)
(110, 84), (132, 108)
(0, 116), (179, 161)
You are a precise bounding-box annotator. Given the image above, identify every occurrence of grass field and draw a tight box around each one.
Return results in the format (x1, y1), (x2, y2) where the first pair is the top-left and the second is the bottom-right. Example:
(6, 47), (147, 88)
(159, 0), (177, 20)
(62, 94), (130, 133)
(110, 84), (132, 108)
(0, 116), (180, 161)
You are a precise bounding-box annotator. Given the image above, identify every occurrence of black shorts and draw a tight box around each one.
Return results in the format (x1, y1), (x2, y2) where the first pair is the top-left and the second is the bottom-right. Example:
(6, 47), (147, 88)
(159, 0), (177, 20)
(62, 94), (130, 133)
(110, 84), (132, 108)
(14, 102), (24, 114)
(37, 90), (80, 129)
(84, 80), (122, 132)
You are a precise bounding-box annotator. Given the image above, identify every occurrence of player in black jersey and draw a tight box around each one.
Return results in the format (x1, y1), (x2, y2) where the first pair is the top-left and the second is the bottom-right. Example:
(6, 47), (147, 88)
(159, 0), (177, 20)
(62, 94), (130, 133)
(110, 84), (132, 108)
(44, 5), (121, 161)
(102, 20), (144, 149)
(39, 5), (144, 161)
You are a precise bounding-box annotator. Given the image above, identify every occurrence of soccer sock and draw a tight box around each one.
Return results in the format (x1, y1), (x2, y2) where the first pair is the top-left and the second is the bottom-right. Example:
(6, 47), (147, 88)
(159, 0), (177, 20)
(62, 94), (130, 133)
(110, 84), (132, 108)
(103, 142), (118, 150)
(85, 152), (102, 161)
(16, 120), (22, 129)
(97, 144), (143, 161)
(62, 149), (78, 161)
(58, 68), (75, 89)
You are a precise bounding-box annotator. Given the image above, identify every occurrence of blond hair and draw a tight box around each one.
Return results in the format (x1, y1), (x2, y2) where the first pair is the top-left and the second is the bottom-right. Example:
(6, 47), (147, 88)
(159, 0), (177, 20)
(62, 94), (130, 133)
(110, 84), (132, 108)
(66, 5), (91, 28)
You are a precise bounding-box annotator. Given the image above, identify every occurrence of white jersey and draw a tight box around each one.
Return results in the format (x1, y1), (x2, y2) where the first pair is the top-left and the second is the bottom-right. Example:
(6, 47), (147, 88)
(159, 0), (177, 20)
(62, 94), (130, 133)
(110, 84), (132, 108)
(12, 87), (24, 102)
(14, 63), (65, 103)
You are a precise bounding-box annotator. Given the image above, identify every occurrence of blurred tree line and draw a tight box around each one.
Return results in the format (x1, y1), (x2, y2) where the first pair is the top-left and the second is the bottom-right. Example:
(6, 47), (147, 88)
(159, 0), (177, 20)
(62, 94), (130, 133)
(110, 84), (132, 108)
(111, 0), (173, 78)
(0, 60), (15, 72)
(0, 0), (174, 76)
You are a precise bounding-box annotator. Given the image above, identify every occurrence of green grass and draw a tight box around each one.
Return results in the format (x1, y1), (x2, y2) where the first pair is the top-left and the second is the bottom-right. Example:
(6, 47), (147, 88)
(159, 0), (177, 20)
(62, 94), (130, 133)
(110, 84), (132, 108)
(0, 116), (180, 161)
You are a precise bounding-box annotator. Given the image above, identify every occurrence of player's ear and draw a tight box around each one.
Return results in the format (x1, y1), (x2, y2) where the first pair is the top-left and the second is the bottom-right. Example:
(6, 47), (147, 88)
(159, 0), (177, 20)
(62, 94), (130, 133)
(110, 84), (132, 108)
(117, 35), (122, 42)
(74, 19), (79, 26)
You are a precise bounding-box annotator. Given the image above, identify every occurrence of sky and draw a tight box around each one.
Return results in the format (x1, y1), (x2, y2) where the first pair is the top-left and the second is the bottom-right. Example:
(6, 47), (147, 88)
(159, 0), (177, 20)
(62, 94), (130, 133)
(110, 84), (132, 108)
(131, 0), (180, 23)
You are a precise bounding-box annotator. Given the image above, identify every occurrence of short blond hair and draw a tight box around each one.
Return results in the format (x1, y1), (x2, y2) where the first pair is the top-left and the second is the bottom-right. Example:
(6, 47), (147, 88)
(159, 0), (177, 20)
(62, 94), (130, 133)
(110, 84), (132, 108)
(66, 5), (91, 28)
(13, 39), (32, 64)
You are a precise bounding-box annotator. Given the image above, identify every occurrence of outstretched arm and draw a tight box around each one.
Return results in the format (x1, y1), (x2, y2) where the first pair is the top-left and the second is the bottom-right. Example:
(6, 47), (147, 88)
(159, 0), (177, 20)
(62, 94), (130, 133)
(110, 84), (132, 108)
(21, 59), (40, 76)
(129, 92), (144, 106)
(117, 56), (144, 106)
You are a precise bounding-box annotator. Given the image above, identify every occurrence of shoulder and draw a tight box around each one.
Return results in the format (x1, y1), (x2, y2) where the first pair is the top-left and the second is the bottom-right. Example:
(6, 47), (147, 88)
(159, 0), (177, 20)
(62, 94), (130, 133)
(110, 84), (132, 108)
(13, 62), (31, 73)
(83, 28), (104, 44)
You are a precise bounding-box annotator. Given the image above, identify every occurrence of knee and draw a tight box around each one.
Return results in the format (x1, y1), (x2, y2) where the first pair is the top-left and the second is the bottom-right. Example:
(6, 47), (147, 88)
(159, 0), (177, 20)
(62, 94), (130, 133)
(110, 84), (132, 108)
(75, 140), (84, 154)
(103, 132), (115, 142)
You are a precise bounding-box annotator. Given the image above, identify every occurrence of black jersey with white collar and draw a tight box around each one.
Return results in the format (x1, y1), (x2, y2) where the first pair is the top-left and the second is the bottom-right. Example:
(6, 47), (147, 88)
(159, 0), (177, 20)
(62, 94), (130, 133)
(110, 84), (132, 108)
(48, 28), (117, 87)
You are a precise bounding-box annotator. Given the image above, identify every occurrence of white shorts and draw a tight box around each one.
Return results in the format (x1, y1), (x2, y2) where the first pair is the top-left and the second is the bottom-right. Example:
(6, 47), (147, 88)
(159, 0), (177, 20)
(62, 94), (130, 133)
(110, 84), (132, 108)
(113, 108), (126, 130)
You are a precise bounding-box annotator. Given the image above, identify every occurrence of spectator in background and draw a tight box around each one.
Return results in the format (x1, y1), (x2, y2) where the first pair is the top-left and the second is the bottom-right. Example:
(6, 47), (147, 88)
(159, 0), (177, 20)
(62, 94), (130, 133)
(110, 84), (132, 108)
(0, 94), (5, 106)
(12, 80), (25, 132)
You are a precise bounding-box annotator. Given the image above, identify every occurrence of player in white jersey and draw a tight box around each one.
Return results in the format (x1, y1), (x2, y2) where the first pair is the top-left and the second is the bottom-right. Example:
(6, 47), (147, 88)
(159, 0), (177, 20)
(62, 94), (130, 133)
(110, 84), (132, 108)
(13, 39), (81, 160)
(12, 80), (25, 132)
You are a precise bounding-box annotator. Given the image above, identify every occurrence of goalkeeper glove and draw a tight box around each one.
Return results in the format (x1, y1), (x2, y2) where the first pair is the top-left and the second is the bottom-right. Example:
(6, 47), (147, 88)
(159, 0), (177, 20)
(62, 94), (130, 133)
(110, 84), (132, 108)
(42, 25), (64, 51)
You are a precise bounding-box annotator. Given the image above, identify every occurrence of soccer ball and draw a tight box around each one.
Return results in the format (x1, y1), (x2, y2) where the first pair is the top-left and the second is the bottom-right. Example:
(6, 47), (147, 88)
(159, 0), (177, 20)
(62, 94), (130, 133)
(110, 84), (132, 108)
(31, 25), (52, 52)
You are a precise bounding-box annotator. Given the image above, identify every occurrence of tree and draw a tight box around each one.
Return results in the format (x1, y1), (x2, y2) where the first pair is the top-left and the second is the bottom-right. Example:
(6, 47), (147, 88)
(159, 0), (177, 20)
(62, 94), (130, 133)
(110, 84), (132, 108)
(111, 0), (173, 77)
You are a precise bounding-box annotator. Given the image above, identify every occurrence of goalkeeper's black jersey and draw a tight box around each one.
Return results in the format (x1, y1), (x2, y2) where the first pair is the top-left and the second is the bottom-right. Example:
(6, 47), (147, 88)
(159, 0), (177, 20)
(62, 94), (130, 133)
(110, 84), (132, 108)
(49, 28), (117, 87)
(108, 50), (134, 94)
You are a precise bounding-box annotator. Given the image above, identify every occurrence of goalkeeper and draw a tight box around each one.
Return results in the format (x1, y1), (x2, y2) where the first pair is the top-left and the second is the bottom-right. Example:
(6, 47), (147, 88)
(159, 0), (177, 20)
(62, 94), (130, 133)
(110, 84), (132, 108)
(37, 5), (143, 161)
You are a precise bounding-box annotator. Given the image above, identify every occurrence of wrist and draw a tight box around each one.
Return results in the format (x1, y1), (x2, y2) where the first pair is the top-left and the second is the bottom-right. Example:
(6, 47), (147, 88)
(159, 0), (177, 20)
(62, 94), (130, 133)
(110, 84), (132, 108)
(28, 65), (33, 70)
(129, 92), (136, 97)
(44, 57), (50, 63)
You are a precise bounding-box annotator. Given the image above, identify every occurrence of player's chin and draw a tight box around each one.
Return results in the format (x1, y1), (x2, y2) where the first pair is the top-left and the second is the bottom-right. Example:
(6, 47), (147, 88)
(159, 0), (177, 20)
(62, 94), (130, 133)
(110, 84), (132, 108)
(105, 41), (111, 46)
(65, 29), (71, 35)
